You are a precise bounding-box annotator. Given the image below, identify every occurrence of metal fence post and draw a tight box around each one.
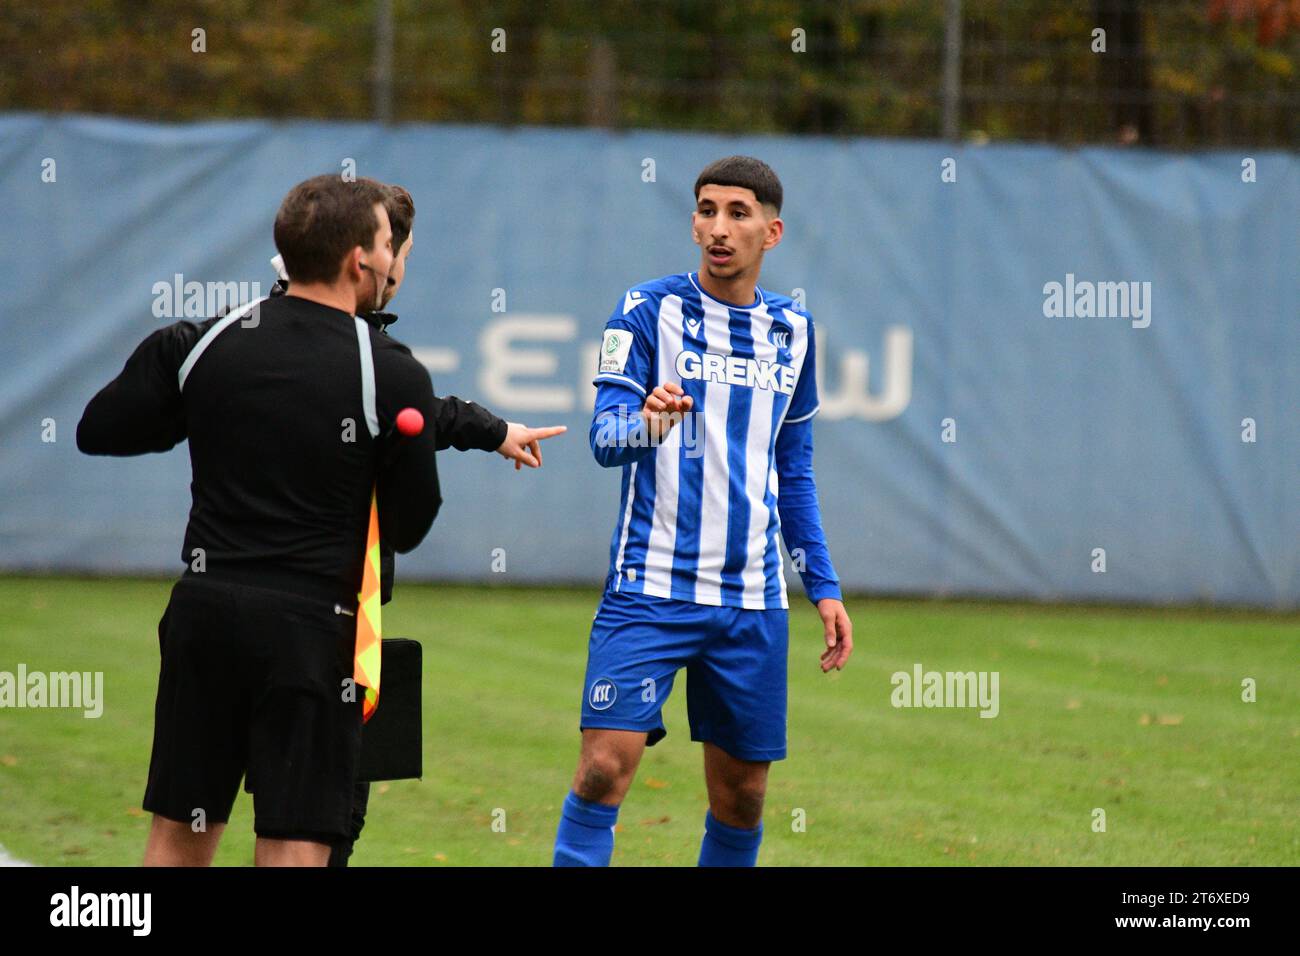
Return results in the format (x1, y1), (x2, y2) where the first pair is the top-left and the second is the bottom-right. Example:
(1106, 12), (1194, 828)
(941, 0), (963, 140)
(374, 0), (394, 125)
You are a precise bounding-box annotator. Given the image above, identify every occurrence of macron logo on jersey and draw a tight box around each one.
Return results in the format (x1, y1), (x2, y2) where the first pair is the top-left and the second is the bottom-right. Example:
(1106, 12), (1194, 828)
(675, 349), (796, 395)
(623, 290), (647, 315)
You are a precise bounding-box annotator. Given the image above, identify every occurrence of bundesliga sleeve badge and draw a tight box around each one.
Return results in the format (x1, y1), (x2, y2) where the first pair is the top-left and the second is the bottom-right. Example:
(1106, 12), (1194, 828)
(599, 329), (634, 374)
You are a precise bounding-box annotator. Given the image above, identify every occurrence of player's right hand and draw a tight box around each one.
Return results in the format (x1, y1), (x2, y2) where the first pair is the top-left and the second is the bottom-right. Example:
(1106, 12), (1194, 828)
(641, 382), (694, 442)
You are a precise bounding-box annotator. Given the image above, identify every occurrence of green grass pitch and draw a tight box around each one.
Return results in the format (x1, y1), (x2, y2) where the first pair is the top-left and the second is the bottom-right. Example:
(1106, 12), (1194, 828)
(0, 576), (1295, 866)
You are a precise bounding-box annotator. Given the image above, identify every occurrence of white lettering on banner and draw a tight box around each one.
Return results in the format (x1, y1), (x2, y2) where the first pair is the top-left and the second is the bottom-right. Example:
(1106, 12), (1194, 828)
(817, 325), (912, 422)
(478, 315), (577, 412)
(408, 348), (459, 374)
(417, 316), (911, 420)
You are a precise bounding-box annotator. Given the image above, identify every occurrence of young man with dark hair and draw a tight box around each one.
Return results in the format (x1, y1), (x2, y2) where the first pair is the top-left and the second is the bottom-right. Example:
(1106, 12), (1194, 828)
(552, 156), (853, 867)
(79, 173), (437, 866)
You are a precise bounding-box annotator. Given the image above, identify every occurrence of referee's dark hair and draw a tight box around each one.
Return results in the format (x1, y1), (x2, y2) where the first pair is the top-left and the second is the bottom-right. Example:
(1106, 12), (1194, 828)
(384, 184), (415, 251)
(694, 156), (783, 215)
(274, 174), (389, 283)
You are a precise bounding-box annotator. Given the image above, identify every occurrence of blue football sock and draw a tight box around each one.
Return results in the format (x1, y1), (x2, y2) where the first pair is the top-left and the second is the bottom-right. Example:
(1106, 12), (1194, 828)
(698, 810), (764, 867)
(553, 791), (619, 867)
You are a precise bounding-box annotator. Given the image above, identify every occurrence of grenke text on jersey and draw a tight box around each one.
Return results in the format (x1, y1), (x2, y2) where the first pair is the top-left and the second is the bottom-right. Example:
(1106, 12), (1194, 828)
(674, 350), (797, 394)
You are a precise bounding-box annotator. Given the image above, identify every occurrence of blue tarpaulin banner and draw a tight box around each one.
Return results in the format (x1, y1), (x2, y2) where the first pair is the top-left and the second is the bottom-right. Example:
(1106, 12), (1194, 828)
(1, 115), (1295, 607)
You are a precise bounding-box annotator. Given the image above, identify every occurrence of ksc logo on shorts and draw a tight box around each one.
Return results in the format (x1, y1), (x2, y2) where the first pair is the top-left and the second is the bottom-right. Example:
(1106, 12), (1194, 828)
(589, 678), (617, 711)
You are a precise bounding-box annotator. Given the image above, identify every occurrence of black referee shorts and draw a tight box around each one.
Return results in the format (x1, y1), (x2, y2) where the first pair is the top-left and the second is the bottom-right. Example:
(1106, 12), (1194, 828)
(142, 576), (364, 843)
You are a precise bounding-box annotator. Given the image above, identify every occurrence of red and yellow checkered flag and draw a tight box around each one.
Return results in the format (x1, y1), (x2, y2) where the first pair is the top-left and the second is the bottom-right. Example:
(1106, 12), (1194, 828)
(353, 488), (382, 723)
(352, 405), (423, 723)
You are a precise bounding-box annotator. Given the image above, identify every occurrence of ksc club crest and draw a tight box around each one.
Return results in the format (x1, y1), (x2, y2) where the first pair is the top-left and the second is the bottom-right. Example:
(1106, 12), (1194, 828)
(768, 321), (794, 361)
(588, 677), (617, 711)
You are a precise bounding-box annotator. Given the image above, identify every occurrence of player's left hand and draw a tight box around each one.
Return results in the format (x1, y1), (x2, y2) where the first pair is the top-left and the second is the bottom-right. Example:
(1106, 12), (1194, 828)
(816, 598), (853, 672)
(497, 422), (567, 470)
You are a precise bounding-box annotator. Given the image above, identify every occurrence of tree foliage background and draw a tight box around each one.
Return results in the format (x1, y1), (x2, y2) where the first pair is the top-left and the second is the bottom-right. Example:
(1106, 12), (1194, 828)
(2, 0), (1296, 147)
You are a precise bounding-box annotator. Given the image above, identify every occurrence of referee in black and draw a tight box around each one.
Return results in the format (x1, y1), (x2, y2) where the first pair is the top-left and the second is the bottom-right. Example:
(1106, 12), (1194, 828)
(77, 174), (553, 866)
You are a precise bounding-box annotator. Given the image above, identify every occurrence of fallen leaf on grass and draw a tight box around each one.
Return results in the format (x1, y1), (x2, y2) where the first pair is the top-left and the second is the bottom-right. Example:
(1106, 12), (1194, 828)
(1139, 713), (1182, 726)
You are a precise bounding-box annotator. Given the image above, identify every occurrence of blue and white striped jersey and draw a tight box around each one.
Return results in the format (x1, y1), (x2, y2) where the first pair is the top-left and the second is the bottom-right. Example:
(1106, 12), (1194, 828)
(590, 271), (823, 611)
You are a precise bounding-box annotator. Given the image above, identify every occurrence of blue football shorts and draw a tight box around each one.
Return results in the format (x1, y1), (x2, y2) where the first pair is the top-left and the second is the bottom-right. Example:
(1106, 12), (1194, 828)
(578, 588), (789, 761)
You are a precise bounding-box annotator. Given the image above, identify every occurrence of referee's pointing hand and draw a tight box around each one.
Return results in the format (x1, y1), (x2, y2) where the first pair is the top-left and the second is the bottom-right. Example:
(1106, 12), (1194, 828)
(498, 423), (568, 470)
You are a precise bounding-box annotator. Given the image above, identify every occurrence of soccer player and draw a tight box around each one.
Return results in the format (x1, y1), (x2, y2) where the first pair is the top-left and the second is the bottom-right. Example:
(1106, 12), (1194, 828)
(552, 156), (853, 867)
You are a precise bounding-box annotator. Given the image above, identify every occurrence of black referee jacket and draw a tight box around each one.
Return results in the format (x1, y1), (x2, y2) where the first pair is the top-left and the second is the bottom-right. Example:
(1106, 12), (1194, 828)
(77, 293), (507, 605)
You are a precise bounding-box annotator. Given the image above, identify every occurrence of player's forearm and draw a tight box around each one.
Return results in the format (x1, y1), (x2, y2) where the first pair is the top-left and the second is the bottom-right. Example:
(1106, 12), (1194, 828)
(779, 495), (843, 603)
(778, 458), (843, 603)
(590, 407), (655, 468)
(589, 383), (655, 468)
(775, 417), (842, 603)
